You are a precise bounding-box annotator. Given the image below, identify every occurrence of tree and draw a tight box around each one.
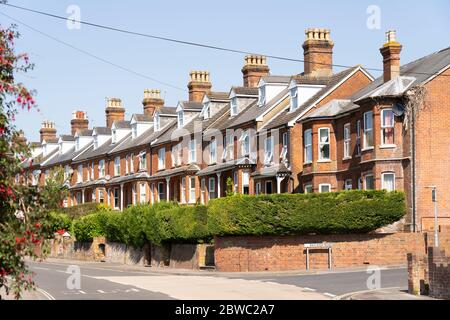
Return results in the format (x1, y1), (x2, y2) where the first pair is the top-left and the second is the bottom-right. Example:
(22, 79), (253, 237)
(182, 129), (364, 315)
(0, 22), (66, 299)
(225, 177), (234, 197)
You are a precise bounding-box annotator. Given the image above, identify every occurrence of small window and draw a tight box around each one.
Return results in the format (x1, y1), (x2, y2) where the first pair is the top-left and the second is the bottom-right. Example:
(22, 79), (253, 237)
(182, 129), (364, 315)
(209, 178), (216, 200)
(290, 87), (298, 111)
(189, 177), (196, 203)
(77, 165), (83, 183)
(382, 172), (395, 192)
(319, 184), (331, 193)
(125, 155), (130, 174)
(158, 182), (165, 202)
(189, 139), (196, 163)
(210, 139), (217, 164)
(304, 184), (313, 194)
(181, 177), (186, 203)
(240, 131), (250, 156)
(91, 162), (94, 180)
(264, 136), (274, 165)
(98, 189), (105, 204)
(242, 171), (250, 195)
(139, 152), (147, 171)
(114, 156), (121, 176)
(363, 111), (374, 148)
(140, 183), (146, 204)
(230, 97), (238, 116)
(158, 148), (165, 170)
(130, 153), (134, 173)
(344, 179), (353, 190)
(204, 102), (210, 119)
(200, 178), (206, 204)
(99, 160), (105, 178)
(233, 171), (238, 193)
(365, 174), (375, 190)
(258, 85), (266, 106)
(356, 120), (362, 156)
(381, 109), (395, 145)
(154, 113), (160, 131)
(178, 111), (184, 127)
(132, 125), (137, 139)
(265, 181), (273, 194)
(344, 124), (351, 159)
(114, 188), (120, 209)
(318, 128), (330, 161)
(304, 129), (312, 163)
(281, 132), (289, 161)
(255, 182), (262, 195)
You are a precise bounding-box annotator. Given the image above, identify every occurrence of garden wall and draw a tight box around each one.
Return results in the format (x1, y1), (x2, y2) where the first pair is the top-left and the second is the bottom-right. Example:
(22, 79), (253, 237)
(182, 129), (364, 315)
(214, 232), (426, 272)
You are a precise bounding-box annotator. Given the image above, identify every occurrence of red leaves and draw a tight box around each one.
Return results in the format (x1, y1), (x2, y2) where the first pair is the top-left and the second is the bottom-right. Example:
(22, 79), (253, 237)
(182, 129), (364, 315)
(56, 229), (66, 235)
(15, 237), (26, 244)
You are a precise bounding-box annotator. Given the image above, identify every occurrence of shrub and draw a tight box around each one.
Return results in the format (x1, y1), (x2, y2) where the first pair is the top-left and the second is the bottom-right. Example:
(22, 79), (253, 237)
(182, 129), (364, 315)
(47, 211), (72, 233)
(60, 203), (100, 219)
(72, 214), (105, 242)
(207, 191), (406, 236)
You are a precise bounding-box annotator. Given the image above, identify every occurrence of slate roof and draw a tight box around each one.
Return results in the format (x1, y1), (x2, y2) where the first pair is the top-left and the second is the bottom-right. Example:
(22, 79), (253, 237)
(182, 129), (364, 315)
(76, 129), (93, 137)
(262, 75), (292, 84)
(93, 127), (112, 135)
(158, 107), (177, 115)
(149, 164), (200, 180)
(206, 91), (229, 101)
(301, 99), (359, 121)
(113, 121), (131, 129)
(251, 163), (291, 178)
(132, 114), (153, 122)
(59, 135), (76, 141)
(232, 87), (259, 96)
(178, 101), (203, 110)
(43, 137), (59, 144)
(196, 161), (240, 176)
(263, 66), (362, 129)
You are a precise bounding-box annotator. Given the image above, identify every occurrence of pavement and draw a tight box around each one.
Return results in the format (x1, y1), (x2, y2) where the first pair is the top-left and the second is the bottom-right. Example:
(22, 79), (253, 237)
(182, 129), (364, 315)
(0, 258), (437, 300)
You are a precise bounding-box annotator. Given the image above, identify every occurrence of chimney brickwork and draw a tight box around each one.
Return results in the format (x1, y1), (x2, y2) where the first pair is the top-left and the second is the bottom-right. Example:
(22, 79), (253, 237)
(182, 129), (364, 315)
(380, 30), (402, 83)
(142, 89), (164, 115)
(105, 98), (125, 128)
(188, 71), (212, 102)
(302, 28), (334, 77)
(39, 120), (57, 143)
(242, 55), (270, 87)
(71, 111), (89, 135)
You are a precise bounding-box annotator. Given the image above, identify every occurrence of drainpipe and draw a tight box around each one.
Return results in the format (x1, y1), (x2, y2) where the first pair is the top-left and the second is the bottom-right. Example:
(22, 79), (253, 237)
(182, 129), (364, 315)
(411, 106), (417, 232)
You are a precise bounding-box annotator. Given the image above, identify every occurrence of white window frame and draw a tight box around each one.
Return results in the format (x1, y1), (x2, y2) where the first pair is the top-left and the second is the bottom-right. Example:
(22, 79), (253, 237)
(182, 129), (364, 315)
(158, 148), (166, 170)
(154, 113), (160, 131)
(204, 102), (210, 119)
(139, 151), (147, 171)
(281, 132), (288, 161)
(140, 183), (146, 204)
(240, 130), (250, 157)
(189, 177), (196, 203)
(157, 182), (165, 202)
(177, 111), (184, 128)
(77, 164), (83, 183)
(264, 136), (274, 165)
(344, 123), (351, 159)
(130, 153), (134, 173)
(364, 174), (375, 190)
(113, 188), (120, 209)
(114, 156), (121, 176)
(255, 182), (262, 195)
(344, 179), (353, 190)
(258, 85), (266, 106)
(230, 97), (238, 116)
(381, 172), (395, 192)
(64, 165), (70, 181)
(356, 120), (361, 156)
(363, 111), (374, 149)
(181, 177), (186, 204)
(208, 178), (216, 200)
(233, 171), (238, 193)
(200, 178), (206, 204)
(99, 159), (105, 178)
(90, 162), (94, 180)
(318, 127), (330, 161)
(242, 171), (250, 194)
(98, 189), (105, 204)
(304, 184), (313, 194)
(319, 183), (331, 193)
(381, 109), (395, 147)
(132, 125), (137, 139)
(189, 139), (197, 163)
(210, 139), (217, 164)
(290, 87), (298, 111)
(304, 129), (312, 164)
(125, 155), (130, 174)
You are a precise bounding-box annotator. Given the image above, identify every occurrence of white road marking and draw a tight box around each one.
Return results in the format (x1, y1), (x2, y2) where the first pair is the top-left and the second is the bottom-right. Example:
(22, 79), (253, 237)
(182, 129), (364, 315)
(323, 292), (336, 298)
(37, 288), (56, 300)
(97, 290), (106, 294)
(78, 290), (86, 294)
(32, 267), (51, 271)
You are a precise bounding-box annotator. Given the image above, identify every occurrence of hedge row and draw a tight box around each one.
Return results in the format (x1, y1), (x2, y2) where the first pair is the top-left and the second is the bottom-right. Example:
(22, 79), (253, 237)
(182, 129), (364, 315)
(55, 190), (405, 246)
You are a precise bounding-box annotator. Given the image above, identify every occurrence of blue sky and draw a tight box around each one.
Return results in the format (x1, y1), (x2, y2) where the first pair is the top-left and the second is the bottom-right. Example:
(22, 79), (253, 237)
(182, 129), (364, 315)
(1, 0), (449, 141)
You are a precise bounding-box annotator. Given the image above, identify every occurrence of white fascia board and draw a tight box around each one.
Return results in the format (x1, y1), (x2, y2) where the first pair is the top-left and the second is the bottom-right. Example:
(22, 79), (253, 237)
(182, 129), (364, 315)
(255, 91), (290, 122)
(287, 66), (366, 127)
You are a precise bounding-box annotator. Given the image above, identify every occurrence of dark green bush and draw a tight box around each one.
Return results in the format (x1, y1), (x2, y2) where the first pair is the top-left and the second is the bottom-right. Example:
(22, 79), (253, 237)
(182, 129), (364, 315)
(207, 191), (406, 236)
(60, 202), (101, 219)
(72, 214), (105, 242)
(47, 211), (72, 233)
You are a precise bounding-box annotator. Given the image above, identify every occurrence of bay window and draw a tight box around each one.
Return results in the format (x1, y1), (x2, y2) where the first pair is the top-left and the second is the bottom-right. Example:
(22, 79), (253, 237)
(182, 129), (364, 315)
(319, 184), (331, 193)
(363, 111), (374, 148)
(304, 129), (312, 163)
(130, 153), (134, 173)
(344, 123), (351, 158)
(77, 165), (83, 183)
(365, 174), (375, 190)
(240, 131), (250, 157)
(256, 182), (262, 195)
(242, 171), (250, 195)
(181, 177), (186, 203)
(382, 172), (395, 192)
(201, 178), (206, 204)
(157, 182), (165, 202)
(381, 109), (395, 145)
(318, 128), (330, 161)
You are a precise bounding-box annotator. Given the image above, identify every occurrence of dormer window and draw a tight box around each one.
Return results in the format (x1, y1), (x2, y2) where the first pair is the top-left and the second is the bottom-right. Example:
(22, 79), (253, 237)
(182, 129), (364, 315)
(154, 113), (160, 131)
(204, 102), (211, 119)
(93, 136), (98, 149)
(230, 97), (237, 116)
(290, 87), (298, 111)
(75, 139), (80, 151)
(177, 111), (184, 128)
(258, 85), (266, 107)
(112, 129), (117, 144)
(132, 124), (138, 139)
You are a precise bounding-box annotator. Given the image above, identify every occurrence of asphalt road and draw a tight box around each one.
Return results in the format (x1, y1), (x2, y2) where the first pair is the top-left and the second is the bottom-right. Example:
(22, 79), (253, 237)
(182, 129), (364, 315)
(25, 260), (407, 300)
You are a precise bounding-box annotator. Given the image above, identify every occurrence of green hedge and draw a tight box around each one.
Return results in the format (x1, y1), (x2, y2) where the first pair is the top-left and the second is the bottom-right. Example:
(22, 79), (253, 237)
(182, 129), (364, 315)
(67, 191), (406, 244)
(207, 191), (406, 236)
(60, 203), (102, 219)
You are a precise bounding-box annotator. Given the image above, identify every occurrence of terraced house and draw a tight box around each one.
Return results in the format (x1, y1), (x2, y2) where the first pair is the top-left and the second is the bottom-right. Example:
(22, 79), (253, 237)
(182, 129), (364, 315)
(20, 28), (450, 233)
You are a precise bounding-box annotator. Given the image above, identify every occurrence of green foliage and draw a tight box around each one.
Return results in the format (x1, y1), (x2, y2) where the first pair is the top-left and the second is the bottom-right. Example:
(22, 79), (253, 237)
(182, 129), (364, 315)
(47, 212), (72, 233)
(225, 177), (234, 197)
(60, 202), (101, 219)
(207, 191), (406, 236)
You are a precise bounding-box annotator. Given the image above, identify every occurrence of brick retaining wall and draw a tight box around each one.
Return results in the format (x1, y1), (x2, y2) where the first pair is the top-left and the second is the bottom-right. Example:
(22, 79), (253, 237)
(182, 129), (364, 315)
(214, 233), (425, 272)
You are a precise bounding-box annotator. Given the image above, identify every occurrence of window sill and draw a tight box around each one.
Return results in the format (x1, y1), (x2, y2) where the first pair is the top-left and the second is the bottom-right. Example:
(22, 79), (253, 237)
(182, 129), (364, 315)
(342, 157), (352, 161)
(361, 147), (374, 152)
(379, 144), (397, 149)
(317, 160), (331, 163)
(303, 162), (312, 166)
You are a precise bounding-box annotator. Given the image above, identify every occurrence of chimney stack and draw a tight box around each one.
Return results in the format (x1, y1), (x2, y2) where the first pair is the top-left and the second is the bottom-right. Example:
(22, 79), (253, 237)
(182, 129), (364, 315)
(13, 130), (27, 148)
(380, 30), (402, 83)
(105, 97), (125, 128)
(188, 71), (212, 102)
(39, 120), (57, 142)
(242, 55), (270, 87)
(71, 111), (89, 135)
(142, 89), (164, 115)
(302, 28), (334, 77)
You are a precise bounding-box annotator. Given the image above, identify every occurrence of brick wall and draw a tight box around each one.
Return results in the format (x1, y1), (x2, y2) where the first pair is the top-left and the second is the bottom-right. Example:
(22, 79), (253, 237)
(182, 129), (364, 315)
(214, 233), (424, 272)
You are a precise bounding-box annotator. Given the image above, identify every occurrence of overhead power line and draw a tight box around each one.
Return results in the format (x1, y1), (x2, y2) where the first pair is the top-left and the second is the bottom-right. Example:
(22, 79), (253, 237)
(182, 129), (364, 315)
(0, 11), (185, 91)
(1, 2), (448, 78)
